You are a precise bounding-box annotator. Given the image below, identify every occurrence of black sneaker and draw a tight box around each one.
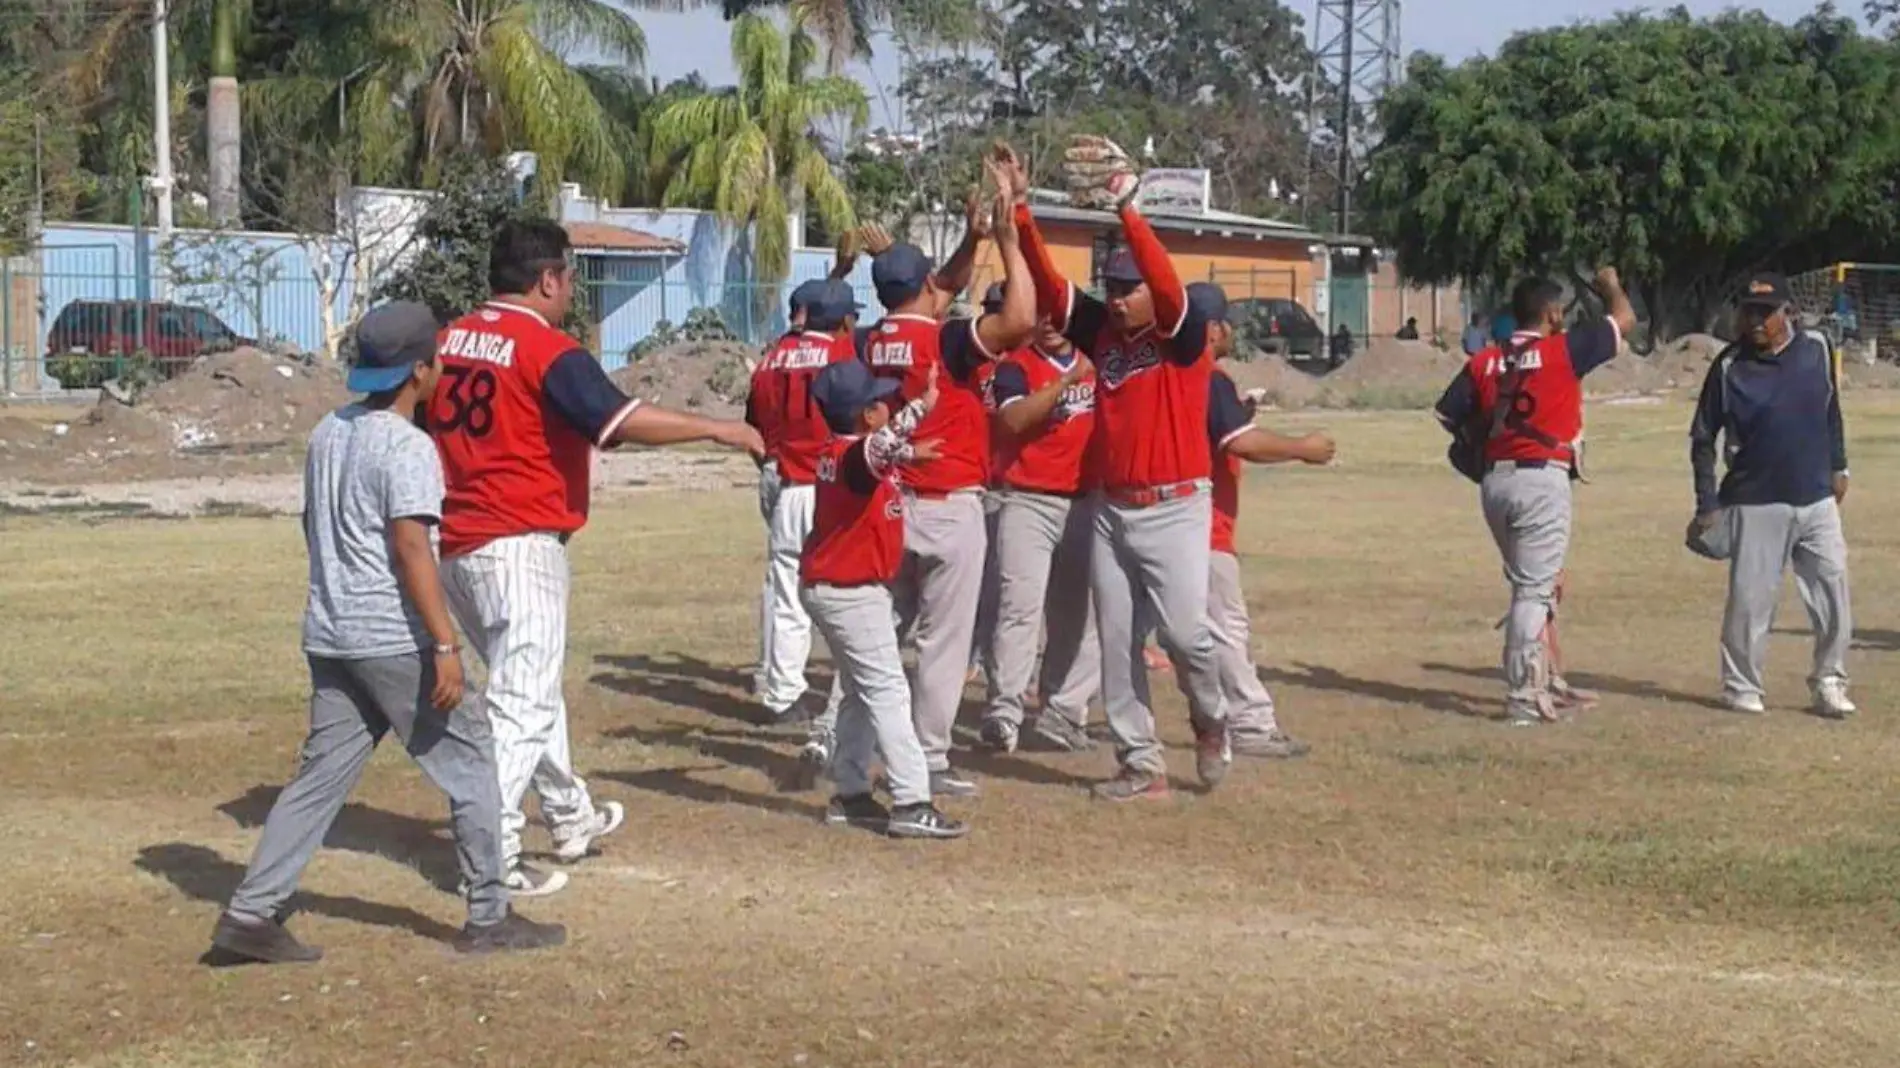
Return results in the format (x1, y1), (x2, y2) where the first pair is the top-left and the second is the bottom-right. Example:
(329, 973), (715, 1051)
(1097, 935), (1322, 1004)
(453, 910), (567, 955)
(825, 792), (891, 830)
(209, 912), (323, 965)
(977, 716), (1019, 753)
(887, 803), (970, 840)
(929, 768), (980, 798)
(1028, 713), (1095, 752)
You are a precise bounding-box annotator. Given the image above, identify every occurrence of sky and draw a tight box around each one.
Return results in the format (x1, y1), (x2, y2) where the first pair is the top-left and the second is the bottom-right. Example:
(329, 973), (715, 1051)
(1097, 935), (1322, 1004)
(623, 0), (1857, 131)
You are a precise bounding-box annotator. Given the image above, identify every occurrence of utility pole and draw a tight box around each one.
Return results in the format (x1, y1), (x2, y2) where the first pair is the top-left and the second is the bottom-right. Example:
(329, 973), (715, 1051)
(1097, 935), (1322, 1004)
(152, 0), (176, 277)
(207, 0), (241, 226)
(1304, 0), (1401, 235)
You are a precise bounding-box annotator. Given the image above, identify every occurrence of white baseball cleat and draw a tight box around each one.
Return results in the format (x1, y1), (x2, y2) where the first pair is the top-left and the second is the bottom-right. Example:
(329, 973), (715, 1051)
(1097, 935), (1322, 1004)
(1811, 679), (1856, 720)
(553, 801), (625, 864)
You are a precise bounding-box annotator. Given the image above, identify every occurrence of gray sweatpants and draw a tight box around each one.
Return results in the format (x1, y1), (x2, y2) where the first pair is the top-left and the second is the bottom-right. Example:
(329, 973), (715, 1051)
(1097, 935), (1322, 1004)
(1720, 499), (1852, 699)
(1093, 486), (1228, 776)
(1209, 550), (1279, 738)
(804, 583), (932, 806)
(895, 491), (987, 772)
(227, 653), (508, 927)
(984, 489), (1099, 728)
(1480, 464), (1572, 718)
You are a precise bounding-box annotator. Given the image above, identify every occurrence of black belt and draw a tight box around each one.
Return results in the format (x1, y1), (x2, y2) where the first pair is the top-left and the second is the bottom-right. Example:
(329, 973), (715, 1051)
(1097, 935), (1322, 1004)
(1485, 459), (1568, 473)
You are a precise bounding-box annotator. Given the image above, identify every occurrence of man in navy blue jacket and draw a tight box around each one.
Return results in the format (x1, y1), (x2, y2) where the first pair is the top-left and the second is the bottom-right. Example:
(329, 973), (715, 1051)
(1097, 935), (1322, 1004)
(1688, 272), (1853, 718)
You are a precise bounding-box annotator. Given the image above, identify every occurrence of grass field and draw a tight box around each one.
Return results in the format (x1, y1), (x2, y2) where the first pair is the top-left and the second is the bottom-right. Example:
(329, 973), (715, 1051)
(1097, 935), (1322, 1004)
(6, 396), (1900, 1067)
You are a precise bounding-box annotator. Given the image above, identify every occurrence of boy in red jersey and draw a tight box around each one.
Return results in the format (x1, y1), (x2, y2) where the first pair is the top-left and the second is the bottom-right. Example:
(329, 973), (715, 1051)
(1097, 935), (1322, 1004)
(803, 359), (968, 840)
(430, 220), (764, 895)
(1433, 269), (1635, 725)
(995, 140), (1231, 800)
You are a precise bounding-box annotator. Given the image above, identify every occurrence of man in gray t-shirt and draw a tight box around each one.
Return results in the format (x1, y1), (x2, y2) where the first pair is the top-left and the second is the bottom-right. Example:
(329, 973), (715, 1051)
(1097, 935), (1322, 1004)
(208, 302), (564, 966)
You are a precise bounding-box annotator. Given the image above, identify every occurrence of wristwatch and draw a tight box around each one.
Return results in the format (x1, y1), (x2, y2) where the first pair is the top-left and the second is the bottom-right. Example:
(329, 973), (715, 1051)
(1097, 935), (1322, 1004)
(434, 643), (461, 655)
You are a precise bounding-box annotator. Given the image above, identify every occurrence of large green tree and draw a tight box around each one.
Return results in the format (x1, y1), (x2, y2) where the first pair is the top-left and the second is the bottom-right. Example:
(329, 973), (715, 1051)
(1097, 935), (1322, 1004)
(647, 13), (866, 282)
(1365, 9), (1900, 339)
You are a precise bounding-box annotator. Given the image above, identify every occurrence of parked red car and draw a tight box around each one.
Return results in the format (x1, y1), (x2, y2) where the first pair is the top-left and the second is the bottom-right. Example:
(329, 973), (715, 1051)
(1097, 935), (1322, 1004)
(45, 300), (251, 387)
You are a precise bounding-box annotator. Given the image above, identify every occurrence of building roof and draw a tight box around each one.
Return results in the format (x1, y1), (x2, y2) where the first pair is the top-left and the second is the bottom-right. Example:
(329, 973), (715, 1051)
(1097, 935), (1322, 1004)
(563, 220), (685, 255)
(1025, 186), (1378, 247)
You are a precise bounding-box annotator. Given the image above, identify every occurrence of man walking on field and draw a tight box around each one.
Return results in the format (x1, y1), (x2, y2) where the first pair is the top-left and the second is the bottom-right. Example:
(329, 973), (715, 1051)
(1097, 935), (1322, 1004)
(431, 219), (763, 896)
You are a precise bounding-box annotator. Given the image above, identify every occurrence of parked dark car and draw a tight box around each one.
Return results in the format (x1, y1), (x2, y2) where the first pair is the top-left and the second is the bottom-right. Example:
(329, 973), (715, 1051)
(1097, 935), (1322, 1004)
(1230, 297), (1325, 361)
(45, 300), (250, 387)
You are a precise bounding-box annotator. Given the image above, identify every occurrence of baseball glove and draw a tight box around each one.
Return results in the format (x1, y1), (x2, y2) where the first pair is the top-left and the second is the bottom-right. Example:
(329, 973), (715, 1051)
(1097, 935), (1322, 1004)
(1063, 134), (1141, 211)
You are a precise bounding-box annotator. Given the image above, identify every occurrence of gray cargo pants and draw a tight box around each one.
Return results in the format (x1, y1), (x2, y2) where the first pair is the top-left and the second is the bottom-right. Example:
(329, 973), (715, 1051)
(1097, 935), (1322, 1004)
(1720, 499), (1852, 699)
(227, 653), (508, 927)
(895, 491), (988, 772)
(804, 583), (932, 806)
(1480, 463), (1572, 720)
(1093, 485), (1228, 776)
(983, 489), (1099, 729)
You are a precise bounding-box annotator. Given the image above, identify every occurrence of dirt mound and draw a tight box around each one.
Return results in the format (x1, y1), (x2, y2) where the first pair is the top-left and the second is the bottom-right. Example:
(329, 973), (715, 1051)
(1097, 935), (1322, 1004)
(130, 347), (349, 451)
(1221, 351), (1321, 409)
(1326, 338), (1463, 388)
(1584, 352), (1662, 396)
(1648, 333), (1724, 390)
(610, 340), (758, 421)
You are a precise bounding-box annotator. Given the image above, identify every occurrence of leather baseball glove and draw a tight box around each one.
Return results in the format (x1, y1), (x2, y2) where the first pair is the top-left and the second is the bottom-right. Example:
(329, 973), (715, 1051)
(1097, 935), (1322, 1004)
(1063, 134), (1141, 211)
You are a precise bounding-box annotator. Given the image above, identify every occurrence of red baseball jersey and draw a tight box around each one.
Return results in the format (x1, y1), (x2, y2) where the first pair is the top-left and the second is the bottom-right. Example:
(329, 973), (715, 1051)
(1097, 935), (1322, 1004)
(429, 301), (639, 557)
(1465, 318), (1620, 466)
(802, 435), (906, 587)
(988, 345), (1097, 495)
(860, 314), (992, 495)
(1070, 302), (1215, 491)
(1206, 370), (1257, 554)
(746, 330), (857, 484)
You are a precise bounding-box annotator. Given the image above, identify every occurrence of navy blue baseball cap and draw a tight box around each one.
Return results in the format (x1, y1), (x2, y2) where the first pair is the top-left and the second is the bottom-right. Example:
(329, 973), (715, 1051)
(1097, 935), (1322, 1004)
(813, 360), (902, 434)
(1186, 282), (1230, 323)
(804, 279), (863, 330)
(1739, 271), (1793, 308)
(1102, 249), (1143, 285)
(872, 243), (935, 301)
(788, 278), (828, 315)
(981, 282), (1005, 314)
(348, 301), (438, 394)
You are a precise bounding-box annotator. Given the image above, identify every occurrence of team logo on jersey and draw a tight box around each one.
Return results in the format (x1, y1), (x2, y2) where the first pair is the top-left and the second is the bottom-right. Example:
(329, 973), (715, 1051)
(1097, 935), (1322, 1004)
(816, 456), (838, 483)
(882, 497), (903, 520)
(1054, 380), (1095, 419)
(1096, 342), (1160, 389)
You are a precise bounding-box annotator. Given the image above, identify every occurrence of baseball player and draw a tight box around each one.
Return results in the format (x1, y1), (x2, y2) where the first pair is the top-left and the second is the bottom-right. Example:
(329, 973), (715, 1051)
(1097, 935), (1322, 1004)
(210, 303), (563, 964)
(997, 138), (1232, 800)
(857, 175), (1036, 798)
(801, 358), (967, 839)
(1688, 272), (1854, 717)
(977, 293), (1101, 754)
(747, 279), (863, 722)
(430, 219), (764, 895)
(1189, 283), (1334, 758)
(1433, 268), (1635, 724)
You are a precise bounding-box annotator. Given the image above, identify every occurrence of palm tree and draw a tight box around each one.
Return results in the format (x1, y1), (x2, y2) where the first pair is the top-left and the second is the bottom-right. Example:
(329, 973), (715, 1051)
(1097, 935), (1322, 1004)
(647, 13), (866, 282)
(718, 0), (989, 74)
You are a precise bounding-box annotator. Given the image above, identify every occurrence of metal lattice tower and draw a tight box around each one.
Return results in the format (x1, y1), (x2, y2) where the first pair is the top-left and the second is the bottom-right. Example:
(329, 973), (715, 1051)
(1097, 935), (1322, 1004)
(1304, 0), (1401, 235)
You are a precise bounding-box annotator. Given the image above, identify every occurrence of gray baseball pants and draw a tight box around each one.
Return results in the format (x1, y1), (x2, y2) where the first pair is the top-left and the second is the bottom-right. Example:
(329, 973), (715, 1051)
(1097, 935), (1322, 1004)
(753, 460), (783, 696)
(1720, 499), (1852, 699)
(1093, 486), (1228, 776)
(984, 489), (1099, 729)
(758, 483), (820, 714)
(1480, 463), (1571, 718)
(895, 491), (987, 772)
(970, 491), (1003, 675)
(803, 583), (932, 807)
(1209, 550), (1279, 739)
(227, 653), (508, 927)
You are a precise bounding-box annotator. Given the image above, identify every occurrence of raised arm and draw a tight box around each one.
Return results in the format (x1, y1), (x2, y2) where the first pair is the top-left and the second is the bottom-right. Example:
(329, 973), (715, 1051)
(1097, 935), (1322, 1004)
(1119, 200), (1190, 340)
(974, 181), (1035, 356)
(922, 188), (987, 319)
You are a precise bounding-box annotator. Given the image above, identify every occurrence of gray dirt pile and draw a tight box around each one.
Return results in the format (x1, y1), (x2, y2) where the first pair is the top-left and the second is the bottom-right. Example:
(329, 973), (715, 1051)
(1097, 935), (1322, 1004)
(1221, 351), (1322, 409)
(610, 341), (759, 421)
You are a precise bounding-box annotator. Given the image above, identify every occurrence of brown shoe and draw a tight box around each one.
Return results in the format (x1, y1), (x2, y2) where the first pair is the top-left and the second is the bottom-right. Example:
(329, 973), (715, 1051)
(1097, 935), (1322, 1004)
(1090, 769), (1172, 802)
(454, 910), (567, 955)
(210, 912), (322, 965)
(1194, 722), (1232, 788)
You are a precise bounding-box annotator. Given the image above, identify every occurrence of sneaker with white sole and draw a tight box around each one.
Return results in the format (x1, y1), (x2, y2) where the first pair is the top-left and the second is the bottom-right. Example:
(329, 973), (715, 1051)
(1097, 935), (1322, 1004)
(552, 801), (625, 864)
(1723, 691), (1766, 715)
(825, 793), (891, 830)
(503, 862), (569, 897)
(887, 803), (969, 840)
(978, 716), (1019, 753)
(800, 728), (835, 772)
(1812, 679), (1856, 719)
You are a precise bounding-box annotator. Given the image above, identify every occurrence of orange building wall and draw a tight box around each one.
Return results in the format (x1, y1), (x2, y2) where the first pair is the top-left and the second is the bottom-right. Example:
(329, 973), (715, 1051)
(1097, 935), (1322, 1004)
(967, 219), (1315, 308)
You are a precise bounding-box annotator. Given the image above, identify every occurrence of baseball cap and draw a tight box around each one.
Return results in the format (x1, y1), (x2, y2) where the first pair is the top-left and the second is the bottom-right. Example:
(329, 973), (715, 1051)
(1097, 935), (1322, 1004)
(981, 282), (1005, 314)
(1738, 272), (1792, 308)
(1186, 282), (1230, 323)
(803, 279), (864, 331)
(348, 301), (438, 394)
(1102, 249), (1143, 285)
(872, 243), (935, 301)
(812, 360), (902, 435)
(788, 278), (828, 316)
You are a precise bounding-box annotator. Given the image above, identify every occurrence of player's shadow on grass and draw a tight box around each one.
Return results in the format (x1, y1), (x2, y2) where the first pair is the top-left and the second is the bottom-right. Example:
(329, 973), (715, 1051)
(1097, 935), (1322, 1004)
(1262, 662), (1490, 719)
(217, 785), (463, 896)
(1417, 662), (1730, 712)
(133, 842), (460, 963)
(591, 652), (836, 727)
(1772, 626), (1900, 652)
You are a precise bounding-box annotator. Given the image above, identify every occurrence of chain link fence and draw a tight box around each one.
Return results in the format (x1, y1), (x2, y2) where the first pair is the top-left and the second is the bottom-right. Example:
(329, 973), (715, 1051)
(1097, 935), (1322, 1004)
(1789, 263), (1900, 363)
